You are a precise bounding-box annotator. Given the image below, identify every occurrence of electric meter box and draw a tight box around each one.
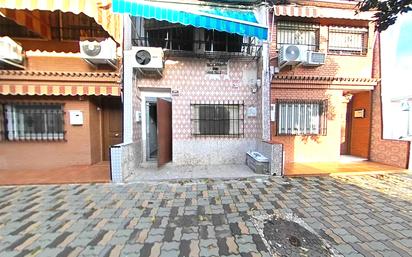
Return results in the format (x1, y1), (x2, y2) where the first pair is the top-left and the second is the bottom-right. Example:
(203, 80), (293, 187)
(69, 110), (84, 125)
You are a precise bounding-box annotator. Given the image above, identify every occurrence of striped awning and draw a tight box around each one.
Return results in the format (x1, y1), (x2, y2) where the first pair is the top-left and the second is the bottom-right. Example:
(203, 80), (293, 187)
(0, 9), (51, 39)
(273, 5), (374, 21)
(0, 0), (122, 44)
(112, 0), (268, 40)
(0, 85), (120, 96)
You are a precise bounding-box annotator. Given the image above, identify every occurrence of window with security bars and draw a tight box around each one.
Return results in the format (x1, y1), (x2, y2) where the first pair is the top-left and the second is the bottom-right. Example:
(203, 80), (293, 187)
(274, 100), (327, 136)
(0, 103), (65, 141)
(328, 26), (368, 55)
(50, 11), (109, 41)
(191, 102), (244, 137)
(277, 21), (320, 51)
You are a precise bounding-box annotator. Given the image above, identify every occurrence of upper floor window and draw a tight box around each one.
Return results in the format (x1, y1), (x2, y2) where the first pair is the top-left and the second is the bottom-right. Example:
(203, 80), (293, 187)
(146, 26), (194, 51)
(0, 16), (42, 39)
(277, 21), (320, 51)
(133, 19), (260, 57)
(204, 30), (243, 52)
(50, 11), (109, 41)
(328, 26), (368, 55)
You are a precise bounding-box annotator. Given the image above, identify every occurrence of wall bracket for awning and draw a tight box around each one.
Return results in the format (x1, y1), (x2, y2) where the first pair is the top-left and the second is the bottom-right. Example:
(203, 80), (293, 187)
(112, 0), (268, 40)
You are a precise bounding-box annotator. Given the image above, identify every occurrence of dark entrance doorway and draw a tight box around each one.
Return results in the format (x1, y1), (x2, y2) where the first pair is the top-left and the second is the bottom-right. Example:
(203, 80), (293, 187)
(145, 97), (172, 167)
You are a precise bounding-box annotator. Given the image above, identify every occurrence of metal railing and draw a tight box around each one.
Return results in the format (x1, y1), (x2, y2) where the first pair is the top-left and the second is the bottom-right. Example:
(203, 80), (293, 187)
(277, 21), (320, 51)
(132, 37), (262, 58)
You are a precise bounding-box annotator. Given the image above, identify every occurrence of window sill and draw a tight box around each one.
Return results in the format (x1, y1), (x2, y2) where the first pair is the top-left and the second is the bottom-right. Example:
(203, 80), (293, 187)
(327, 52), (368, 57)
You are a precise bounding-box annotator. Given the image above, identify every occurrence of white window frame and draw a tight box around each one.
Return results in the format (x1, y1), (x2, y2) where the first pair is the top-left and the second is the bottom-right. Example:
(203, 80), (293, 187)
(275, 100), (326, 136)
(328, 26), (368, 54)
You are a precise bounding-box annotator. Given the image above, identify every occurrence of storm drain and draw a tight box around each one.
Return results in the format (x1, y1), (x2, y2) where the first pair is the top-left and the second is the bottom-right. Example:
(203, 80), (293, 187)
(252, 213), (341, 257)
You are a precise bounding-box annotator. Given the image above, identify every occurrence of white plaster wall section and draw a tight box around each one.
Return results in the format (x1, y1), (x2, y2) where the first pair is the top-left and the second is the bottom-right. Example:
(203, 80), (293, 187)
(256, 4), (271, 142)
(123, 49), (135, 144)
(139, 90), (171, 162)
(173, 139), (257, 165)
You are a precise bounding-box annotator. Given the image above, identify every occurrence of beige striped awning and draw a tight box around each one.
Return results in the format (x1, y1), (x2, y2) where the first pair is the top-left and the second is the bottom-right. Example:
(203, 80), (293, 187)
(0, 84), (120, 96)
(273, 5), (374, 20)
(0, 0), (122, 44)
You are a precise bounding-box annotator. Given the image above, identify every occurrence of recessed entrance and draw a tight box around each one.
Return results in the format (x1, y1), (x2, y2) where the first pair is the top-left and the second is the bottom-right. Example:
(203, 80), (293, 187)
(340, 91), (372, 158)
(146, 99), (158, 161)
(141, 91), (172, 167)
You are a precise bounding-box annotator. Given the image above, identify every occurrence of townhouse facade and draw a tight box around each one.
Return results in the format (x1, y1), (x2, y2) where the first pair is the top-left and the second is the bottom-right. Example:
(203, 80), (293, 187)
(0, 1), (123, 171)
(0, 0), (409, 182)
(109, 0), (279, 181)
(268, 0), (410, 174)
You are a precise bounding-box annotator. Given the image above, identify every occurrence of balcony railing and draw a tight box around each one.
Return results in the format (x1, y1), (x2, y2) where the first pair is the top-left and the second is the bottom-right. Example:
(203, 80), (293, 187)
(132, 37), (262, 58)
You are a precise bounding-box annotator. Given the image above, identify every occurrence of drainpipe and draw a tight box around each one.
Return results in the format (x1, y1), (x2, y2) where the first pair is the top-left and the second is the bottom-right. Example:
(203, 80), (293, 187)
(123, 15), (134, 144)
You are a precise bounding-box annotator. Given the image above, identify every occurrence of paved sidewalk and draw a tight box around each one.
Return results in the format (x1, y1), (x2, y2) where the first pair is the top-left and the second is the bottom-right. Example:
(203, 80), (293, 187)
(0, 173), (411, 257)
(126, 164), (268, 182)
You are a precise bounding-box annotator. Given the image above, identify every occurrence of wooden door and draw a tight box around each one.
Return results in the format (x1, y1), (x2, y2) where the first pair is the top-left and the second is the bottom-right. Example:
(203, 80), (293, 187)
(157, 98), (172, 167)
(103, 99), (123, 161)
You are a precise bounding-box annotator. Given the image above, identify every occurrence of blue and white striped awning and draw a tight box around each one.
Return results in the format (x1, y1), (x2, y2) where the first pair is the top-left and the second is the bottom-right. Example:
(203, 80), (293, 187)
(112, 0), (268, 40)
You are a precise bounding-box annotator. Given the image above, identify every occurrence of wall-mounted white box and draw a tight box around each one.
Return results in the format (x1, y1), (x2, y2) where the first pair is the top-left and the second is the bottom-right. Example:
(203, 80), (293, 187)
(69, 110), (83, 125)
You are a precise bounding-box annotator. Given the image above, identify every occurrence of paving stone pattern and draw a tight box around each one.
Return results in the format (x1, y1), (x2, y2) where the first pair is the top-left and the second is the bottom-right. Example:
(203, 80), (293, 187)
(0, 174), (412, 257)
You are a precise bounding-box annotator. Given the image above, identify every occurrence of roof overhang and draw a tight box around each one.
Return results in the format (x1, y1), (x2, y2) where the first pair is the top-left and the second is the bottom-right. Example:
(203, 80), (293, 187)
(0, 0), (122, 44)
(112, 0), (268, 40)
(272, 75), (377, 90)
(272, 4), (375, 21)
(0, 71), (121, 96)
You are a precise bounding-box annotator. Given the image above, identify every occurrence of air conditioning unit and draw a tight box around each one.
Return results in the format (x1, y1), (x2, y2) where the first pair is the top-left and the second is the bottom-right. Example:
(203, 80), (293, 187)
(80, 38), (117, 67)
(278, 44), (307, 69)
(131, 47), (164, 71)
(303, 51), (326, 66)
(0, 36), (23, 64)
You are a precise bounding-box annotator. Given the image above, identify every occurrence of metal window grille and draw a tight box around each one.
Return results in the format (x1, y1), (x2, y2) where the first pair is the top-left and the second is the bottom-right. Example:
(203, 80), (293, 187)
(50, 11), (108, 41)
(131, 19), (262, 58)
(328, 26), (368, 55)
(0, 103), (65, 141)
(191, 101), (244, 137)
(274, 99), (327, 136)
(277, 21), (320, 51)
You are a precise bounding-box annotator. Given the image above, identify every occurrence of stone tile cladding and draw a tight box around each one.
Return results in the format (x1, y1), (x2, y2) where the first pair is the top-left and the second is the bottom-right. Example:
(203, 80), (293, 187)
(135, 58), (261, 140)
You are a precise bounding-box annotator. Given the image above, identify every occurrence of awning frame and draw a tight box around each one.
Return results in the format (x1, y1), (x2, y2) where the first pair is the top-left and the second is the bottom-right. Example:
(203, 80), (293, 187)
(112, 0), (268, 40)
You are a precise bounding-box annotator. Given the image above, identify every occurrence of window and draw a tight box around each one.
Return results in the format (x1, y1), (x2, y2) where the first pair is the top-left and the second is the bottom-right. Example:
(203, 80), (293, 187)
(191, 102), (244, 136)
(50, 11), (109, 41)
(274, 100), (327, 136)
(147, 26), (194, 51)
(1, 103), (65, 141)
(328, 26), (368, 55)
(277, 21), (320, 50)
(0, 16), (42, 38)
(205, 30), (243, 52)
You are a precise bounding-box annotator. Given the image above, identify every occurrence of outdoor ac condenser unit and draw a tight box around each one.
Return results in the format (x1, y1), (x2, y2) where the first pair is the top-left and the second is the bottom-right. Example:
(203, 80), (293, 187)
(0, 36), (23, 64)
(80, 38), (117, 67)
(303, 51), (326, 66)
(278, 44), (307, 69)
(131, 47), (164, 72)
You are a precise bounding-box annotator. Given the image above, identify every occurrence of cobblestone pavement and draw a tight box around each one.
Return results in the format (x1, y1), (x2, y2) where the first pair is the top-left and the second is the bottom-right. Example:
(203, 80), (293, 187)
(0, 173), (411, 257)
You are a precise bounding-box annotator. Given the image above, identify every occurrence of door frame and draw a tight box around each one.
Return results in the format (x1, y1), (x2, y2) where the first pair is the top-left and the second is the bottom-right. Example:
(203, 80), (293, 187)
(140, 91), (171, 162)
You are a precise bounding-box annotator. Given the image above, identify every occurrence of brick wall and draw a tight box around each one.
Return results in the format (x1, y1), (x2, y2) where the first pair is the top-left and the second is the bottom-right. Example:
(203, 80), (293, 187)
(0, 96), (98, 170)
(16, 40), (119, 72)
(271, 88), (343, 163)
(269, 11), (375, 79)
(369, 35), (410, 168)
